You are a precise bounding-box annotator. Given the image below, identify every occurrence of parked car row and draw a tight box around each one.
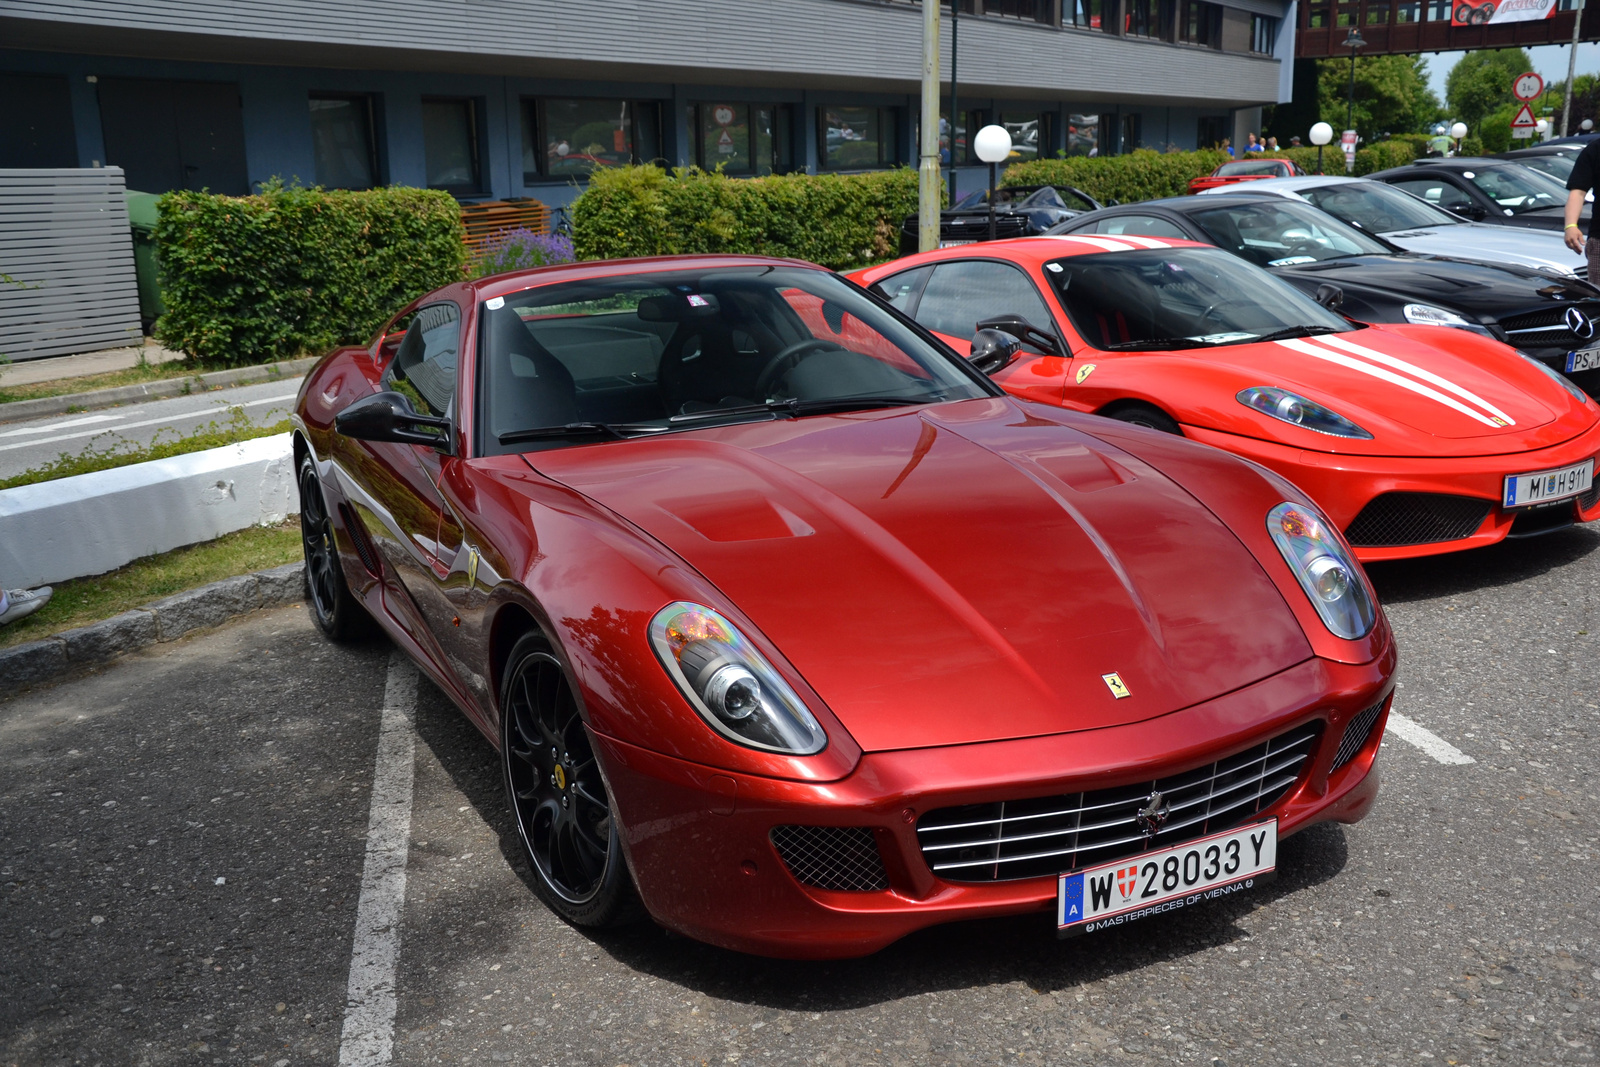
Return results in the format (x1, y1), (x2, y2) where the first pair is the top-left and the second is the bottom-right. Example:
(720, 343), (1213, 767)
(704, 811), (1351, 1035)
(289, 146), (1600, 960)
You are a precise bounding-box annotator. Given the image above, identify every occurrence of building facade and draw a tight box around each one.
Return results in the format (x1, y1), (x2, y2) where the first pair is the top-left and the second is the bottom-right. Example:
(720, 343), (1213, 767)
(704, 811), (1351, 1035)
(0, 0), (1295, 209)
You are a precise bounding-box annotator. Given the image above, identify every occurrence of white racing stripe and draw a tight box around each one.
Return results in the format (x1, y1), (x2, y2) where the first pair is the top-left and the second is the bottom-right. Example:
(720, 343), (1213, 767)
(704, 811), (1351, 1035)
(338, 650), (420, 1067)
(1385, 709), (1476, 765)
(0, 392), (300, 454)
(1275, 338), (1502, 429)
(1313, 334), (1515, 427)
(1041, 234), (1137, 253)
(1108, 235), (1174, 249)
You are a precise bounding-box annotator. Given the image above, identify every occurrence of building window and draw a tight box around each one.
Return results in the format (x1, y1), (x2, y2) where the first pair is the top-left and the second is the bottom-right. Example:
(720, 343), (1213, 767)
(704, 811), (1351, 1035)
(1000, 112), (1054, 161)
(1121, 113), (1142, 154)
(1394, 0), (1420, 22)
(1307, 0), (1331, 26)
(524, 99), (661, 180)
(308, 94), (378, 190)
(1066, 114), (1101, 157)
(1197, 115), (1228, 148)
(1125, 0), (1173, 38)
(421, 97), (481, 194)
(689, 102), (792, 175)
(1424, 0), (1453, 18)
(1250, 14), (1277, 51)
(755, 105), (793, 175)
(983, 0), (1052, 20)
(819, 106), (900, 170)
(1182, 0), (1223, 46)
(940, 109), (985, 164)
(1066, 0), (1106, 28)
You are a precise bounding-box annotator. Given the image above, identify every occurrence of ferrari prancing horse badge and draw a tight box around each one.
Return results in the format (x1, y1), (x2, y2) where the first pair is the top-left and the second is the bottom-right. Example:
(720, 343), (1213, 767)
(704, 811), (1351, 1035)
(1101, 672), (1131, 699)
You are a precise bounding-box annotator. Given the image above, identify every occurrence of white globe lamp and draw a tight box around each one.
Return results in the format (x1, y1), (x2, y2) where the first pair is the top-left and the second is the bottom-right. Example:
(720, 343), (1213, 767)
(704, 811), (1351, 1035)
(973, 125), (1014, 242)
(1450, 121), (1468, 140)
(1309, 122), (1333, 173)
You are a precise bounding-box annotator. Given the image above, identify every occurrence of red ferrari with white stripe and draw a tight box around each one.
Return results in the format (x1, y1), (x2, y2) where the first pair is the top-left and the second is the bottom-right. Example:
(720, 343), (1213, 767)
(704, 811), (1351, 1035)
(853, 235), (1600, 559)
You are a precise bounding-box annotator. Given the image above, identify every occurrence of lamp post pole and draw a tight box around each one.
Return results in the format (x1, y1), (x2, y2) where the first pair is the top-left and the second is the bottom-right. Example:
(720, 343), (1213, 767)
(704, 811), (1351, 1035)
(1344, 29), (1366, 139)
(1562, 0), (1586, 136)
(918, 0), (941, 253)
(949, 4), (960, 207)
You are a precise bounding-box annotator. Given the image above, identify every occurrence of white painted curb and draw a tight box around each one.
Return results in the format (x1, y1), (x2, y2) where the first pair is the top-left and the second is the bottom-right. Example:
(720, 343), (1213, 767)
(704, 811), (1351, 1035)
(0, 433), (295, 588)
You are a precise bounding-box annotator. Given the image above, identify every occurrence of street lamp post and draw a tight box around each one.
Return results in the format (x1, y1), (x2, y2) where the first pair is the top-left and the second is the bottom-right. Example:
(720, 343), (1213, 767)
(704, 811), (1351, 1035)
(973, 125), (1012, 243)
(1310, 122), (1333, 174)
(1344, 28), (1366, 139)
(949, 3), (960, 207)
(1450, 121), (1468, 155)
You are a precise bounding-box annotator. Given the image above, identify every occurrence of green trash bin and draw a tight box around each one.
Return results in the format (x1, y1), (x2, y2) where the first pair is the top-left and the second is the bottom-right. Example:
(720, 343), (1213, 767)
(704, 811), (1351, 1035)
(125, 190), (165, 332)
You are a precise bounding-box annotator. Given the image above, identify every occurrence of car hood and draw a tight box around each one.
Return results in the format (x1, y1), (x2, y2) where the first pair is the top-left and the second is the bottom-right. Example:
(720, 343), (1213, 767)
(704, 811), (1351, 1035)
(530, 397), (1312, 752)
(1275, 254), (1597, 318)
(1172, 324), (1570, 445)
(1376, 223), (1583, 277)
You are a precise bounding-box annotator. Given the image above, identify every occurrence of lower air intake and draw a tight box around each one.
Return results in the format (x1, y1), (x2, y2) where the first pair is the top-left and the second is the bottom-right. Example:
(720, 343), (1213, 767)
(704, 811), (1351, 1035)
(769, 826), (890, 892)
(1332, 699), (1386, 772)
(1344, 492), (1492, 547)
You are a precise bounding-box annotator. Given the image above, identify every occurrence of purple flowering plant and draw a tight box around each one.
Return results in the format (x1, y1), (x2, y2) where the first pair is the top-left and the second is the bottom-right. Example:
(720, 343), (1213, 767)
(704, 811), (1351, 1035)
(473, 228), (576, 278)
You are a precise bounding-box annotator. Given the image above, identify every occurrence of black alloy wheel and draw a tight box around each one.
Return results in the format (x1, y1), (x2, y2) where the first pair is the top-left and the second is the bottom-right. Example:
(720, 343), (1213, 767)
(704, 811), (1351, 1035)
(1105, 403), (1182, 435)
(501, 633), (639, 927)
(297, 453), (372, 642)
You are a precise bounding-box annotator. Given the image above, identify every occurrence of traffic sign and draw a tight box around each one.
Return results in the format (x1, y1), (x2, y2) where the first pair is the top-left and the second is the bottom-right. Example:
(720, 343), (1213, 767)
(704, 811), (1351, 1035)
(1513, 71), (1545, 102)
(1511, 102), (1539, 139)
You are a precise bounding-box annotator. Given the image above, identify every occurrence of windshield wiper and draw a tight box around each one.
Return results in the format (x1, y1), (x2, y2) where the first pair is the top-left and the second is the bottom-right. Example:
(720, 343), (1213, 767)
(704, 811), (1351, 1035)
(498, 422), (629, 445)
(779, 395), (935, 415)
(1249, 325), (1345, 344)
(1103, 337), (1220, 351)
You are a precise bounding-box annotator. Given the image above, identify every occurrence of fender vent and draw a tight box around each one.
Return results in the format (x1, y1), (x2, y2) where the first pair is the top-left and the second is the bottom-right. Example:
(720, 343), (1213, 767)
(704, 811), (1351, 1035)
(1332, 699), (1386, 772)
(339, 504), (382, 577)
(769, 826), (889, 892)
(1344, 492), (1492, 547)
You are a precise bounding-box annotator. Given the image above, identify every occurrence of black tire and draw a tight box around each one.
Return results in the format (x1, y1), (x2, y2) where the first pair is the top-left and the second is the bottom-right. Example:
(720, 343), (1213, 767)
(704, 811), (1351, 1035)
(1104, 403), (1182, 435)
(298, 452), (374, 643)
(501, 632), (641, 927)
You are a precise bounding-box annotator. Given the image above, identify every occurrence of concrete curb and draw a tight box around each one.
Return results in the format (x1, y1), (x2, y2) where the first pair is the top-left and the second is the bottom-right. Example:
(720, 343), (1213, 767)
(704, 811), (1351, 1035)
(0, 560), (306, 689)
(0, 356), (318, 424)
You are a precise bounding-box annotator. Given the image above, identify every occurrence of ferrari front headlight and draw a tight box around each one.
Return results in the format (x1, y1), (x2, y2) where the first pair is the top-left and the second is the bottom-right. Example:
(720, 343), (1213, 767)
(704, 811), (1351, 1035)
(1266, 502), (1376, 640)
(649, 602), (827, 755)
(1403, 303), (1493, 335)
(1518, 350), (1591, 405)
(1238, 387), (1372, 439)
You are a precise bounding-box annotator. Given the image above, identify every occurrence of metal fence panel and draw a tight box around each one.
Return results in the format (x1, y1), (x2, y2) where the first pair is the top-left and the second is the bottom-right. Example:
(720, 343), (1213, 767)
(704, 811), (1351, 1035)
(0, 167), (142, 361)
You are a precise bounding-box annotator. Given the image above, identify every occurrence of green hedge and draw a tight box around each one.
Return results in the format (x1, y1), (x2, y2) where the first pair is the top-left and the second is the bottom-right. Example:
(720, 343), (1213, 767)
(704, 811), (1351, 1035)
(1277, 139), (1418, 177)
(154, 183), (467, 365)
(1001, 149), (1228, 203)
(570, 166), (922, 270)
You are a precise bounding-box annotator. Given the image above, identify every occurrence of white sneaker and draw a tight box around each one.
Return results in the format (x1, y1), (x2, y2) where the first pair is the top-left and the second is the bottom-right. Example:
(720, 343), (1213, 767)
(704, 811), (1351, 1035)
(0, 586), (52, 627)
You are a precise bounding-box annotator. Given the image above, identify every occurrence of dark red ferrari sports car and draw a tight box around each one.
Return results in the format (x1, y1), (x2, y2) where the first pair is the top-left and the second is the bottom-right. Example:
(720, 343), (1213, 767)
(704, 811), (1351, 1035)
(293, 254), (1395, 958)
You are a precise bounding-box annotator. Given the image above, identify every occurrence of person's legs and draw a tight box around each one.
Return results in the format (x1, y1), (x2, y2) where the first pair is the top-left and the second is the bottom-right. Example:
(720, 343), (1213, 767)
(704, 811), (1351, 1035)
(0, 586), (52, 626)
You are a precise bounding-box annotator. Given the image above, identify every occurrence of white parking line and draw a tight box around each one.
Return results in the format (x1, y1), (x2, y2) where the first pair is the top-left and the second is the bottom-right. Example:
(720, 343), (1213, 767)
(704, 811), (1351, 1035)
(338, 649), (419, 1067)
(0, 392), (301, 453)
(1386, 710), (1476, 765)
(0, 413), (124, 437)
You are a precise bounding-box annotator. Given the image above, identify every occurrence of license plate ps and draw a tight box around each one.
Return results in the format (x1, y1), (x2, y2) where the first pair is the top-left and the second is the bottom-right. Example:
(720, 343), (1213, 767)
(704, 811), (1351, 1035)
(1502, 458), (1594, 508)
(938, 240), (976, 249)
(1057, 820), (1277, 937)
(1566, 348), (1600, 374)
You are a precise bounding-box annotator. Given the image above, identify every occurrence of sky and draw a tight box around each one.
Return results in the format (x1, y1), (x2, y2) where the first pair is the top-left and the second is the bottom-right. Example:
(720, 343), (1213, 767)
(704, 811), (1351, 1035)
(1422, 41), (1600, 112)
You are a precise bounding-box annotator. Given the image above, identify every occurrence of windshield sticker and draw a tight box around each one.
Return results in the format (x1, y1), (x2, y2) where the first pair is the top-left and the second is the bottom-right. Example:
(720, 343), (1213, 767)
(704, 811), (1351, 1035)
(485, 296), (505, 310)
(686, 294), (710, 307)
(1268, 256), (1317, 266)
(1046, 262), (1064, 272)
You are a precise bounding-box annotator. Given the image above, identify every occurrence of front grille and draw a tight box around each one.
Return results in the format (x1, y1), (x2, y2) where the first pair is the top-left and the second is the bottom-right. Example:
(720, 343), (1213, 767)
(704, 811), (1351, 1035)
(941, 215), (1032, 241)
(1579, 482), (1600, 512)
(769, 825), (889, 892)
(1499, 304), (1600, 350)
(1332, 699), (1386, 772)
(1508, 501), (1577, 538)
(1345, 492), (1492, 547)
(917, 722), (1320, 883)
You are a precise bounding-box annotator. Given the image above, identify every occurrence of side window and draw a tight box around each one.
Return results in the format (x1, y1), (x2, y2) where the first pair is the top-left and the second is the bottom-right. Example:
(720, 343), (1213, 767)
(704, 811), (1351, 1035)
(383, 302), (460, 417)
(913, 260), (1056, 345)
(1391, 179), (1471, 211)
(870, 266), (932, 315)
(1093, 214), (1189, 239)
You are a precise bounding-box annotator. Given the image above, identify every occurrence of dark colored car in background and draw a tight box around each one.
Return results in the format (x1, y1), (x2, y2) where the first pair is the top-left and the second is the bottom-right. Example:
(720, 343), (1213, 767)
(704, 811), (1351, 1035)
(1187, 156), (1308, 194)
(898, 184), (1101, 254)
(1494, 144), (1593, 202)
(1047, 195), (1600, 386)
(1365, 159), (1590, 233)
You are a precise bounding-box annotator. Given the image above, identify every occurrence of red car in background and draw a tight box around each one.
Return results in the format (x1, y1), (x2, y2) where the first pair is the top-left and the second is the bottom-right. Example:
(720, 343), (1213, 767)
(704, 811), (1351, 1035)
(852, 236), (1600, 561)
(1188, 157), (1307, 193)
(293, 254), (1393, 957)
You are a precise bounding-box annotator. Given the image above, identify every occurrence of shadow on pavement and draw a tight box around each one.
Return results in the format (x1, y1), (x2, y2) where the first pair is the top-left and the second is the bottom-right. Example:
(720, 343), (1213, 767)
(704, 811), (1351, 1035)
(1365, 524), (1600, 605)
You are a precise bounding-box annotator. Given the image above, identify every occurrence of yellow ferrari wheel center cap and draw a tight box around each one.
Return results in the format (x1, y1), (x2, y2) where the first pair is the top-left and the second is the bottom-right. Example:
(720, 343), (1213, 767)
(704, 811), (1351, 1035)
(553, 764), (567, 790)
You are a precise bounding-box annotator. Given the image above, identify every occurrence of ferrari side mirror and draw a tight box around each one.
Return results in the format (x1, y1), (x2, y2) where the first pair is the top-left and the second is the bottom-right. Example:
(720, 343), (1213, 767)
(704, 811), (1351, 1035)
(969, 329), (1023, 375)
(976, 314), (1063, 356)
(1315, 284), (1345, 311)
(336, 391), (455, 455)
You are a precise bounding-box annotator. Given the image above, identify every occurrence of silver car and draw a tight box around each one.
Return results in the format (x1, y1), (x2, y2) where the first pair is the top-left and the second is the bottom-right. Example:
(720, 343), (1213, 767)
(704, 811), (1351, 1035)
(1197, 174), (1585, 279)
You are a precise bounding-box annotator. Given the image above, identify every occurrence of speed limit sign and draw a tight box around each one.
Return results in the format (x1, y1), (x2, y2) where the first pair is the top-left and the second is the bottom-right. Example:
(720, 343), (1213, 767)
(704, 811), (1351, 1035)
(1513, 71), (1545, 102)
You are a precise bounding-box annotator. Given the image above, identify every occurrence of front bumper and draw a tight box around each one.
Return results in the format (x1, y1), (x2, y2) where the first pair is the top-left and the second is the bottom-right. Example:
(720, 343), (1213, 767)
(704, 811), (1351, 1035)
(1182, 420), (1600, 562)
(595, 652), (1394, 959)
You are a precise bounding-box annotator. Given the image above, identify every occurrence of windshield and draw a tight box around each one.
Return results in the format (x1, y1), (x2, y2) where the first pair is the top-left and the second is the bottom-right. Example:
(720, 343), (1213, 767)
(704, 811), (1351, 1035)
(1045, 247), (1354, 350)
(1216, 159), (1289, 177)
(1297, 180), (1462, 232)
(478, 266), (991, 453)
(1513, 154), (1576, 184)
(1187, 200), (1391, 268)
(1466, 164), (1566, 214)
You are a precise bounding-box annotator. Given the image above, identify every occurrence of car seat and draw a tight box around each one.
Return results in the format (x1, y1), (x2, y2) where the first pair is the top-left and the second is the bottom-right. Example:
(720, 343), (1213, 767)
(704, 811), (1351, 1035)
(485, 308), (580, 434)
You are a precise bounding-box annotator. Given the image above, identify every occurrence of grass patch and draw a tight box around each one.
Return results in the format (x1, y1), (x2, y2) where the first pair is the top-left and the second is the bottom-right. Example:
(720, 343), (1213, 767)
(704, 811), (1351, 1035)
(0, 520), (303, 650)
(0, 359), (212, 405)
(0, 409), (291, 490)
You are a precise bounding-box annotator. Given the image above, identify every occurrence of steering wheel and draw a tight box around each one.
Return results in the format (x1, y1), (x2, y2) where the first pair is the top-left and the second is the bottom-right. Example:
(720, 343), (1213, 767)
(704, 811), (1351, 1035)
(1197, 298), (1251, 327)
(1284, 240), (1325, 259)
(755, 338), (841, 396)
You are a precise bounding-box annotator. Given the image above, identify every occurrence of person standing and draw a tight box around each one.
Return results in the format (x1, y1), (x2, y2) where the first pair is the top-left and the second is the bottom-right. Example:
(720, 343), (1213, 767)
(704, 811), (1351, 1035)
(1563, 139), (1600, 274)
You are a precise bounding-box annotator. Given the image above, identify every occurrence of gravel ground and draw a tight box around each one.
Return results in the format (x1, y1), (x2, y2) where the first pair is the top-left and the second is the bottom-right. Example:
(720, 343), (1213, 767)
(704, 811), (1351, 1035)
(2, 525), (1597, 1066)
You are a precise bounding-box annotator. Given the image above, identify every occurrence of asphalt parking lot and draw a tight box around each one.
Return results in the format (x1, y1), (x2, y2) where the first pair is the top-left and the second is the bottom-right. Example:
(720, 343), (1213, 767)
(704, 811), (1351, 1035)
(3, 529), (1598, 1067)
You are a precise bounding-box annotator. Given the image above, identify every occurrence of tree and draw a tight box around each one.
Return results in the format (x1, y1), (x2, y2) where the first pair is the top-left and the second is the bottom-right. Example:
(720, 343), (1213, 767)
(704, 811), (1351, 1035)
(1315, 53), (1443, 139)
(1445, 48), (1535, 131)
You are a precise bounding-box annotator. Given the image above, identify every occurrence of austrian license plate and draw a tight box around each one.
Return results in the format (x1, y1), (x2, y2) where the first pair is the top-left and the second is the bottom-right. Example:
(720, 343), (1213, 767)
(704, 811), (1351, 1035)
(1502, 458), (1594, 508)
(938, 240), (976, 248)
(1566, 348), (1600, 373)
(1057, 820), (1276, 938)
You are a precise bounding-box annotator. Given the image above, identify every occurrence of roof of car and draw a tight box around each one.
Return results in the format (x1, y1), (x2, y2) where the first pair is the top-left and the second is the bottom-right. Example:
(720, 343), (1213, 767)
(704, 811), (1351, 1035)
(861, 233), (1211, 274)
(1192, 174), (1366, 196)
